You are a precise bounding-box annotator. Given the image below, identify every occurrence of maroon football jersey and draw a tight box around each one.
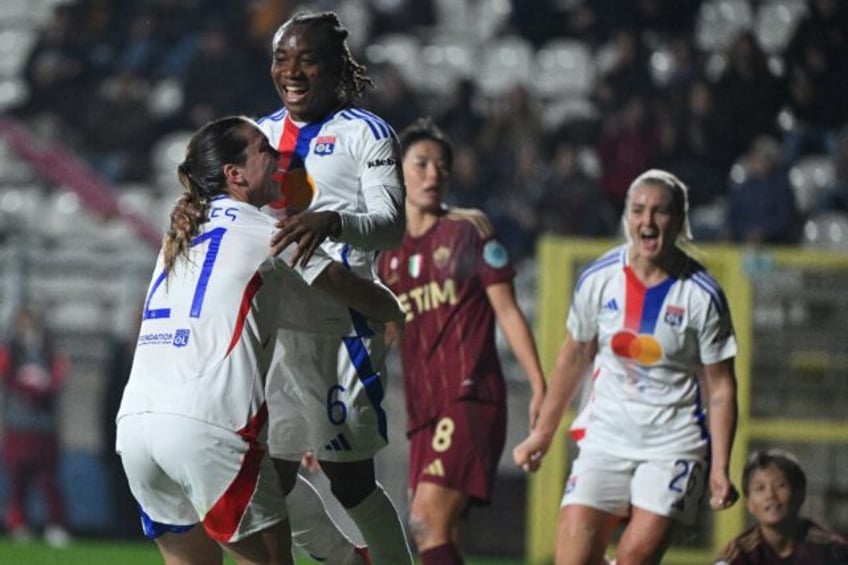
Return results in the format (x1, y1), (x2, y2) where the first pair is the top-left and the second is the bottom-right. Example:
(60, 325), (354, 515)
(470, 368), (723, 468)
(715, 520), (848, 564)
(378, 208), (514, 433)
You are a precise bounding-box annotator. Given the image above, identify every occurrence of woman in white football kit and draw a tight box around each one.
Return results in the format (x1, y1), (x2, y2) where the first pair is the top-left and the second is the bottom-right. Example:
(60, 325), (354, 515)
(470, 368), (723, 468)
(514, 169), (740, 565)
(115, 116), (402, 565)
(256, 11), (412, 565)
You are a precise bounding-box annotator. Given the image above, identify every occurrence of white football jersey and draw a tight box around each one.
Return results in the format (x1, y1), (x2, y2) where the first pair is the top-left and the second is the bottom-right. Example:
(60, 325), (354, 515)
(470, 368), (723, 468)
(256, 105), (404, 335)
(117, 196), (331, 431)
(568, 245), (737, 459)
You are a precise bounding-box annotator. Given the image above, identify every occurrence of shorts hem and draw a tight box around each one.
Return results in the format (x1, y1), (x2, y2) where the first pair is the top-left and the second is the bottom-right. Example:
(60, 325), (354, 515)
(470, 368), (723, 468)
(208, 515), (286, 543)
(561, 497), (630, 518)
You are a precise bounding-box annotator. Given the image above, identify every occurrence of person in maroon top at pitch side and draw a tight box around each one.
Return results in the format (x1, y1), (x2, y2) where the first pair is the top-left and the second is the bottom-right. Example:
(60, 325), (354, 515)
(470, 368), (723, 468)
(378, 118), (546, 565)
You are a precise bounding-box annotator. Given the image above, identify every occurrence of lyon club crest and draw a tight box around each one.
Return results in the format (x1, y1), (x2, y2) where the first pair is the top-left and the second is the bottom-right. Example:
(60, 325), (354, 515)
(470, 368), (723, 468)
(664, 305), (685, 327)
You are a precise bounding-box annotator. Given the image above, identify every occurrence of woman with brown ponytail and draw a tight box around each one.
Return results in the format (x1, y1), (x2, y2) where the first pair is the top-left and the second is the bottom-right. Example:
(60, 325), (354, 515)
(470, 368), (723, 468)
(114, 116), (402, 565)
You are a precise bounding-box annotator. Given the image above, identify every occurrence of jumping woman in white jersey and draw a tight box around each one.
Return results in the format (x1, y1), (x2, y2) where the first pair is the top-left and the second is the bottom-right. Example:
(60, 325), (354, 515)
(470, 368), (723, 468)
(513, 169), (740, 565)
(115, 116), (402, 565)
(255, 11), (412, 565)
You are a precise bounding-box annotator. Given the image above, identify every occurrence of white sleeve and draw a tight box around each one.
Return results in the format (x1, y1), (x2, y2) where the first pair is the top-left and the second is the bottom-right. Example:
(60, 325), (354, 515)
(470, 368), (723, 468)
(336, 130), (405, 250)
(698, 289), (737, 364)
(274, 242), (332, 285)
(566, 272), (599, 342)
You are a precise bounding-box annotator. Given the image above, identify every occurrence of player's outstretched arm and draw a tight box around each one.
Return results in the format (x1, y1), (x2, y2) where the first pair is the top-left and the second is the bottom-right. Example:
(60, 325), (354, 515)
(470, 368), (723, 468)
(486, 282), (546, 428)
(313, 263), (404, 324)
(704, 357), (739, 510)
(513, 334), (596, 472)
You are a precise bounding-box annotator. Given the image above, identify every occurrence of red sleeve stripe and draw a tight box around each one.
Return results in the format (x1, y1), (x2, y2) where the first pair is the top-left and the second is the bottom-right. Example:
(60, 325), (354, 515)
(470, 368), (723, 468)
(226, 273), (264, 357)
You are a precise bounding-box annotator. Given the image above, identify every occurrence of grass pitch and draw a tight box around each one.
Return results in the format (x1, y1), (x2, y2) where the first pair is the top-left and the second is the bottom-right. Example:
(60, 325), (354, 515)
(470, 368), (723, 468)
(0, 538), (523, 564)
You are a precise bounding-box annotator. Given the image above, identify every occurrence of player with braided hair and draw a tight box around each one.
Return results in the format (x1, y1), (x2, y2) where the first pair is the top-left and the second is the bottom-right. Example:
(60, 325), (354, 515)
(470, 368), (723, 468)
(255, 10), (412, 565)
(116, 116), (402, 565)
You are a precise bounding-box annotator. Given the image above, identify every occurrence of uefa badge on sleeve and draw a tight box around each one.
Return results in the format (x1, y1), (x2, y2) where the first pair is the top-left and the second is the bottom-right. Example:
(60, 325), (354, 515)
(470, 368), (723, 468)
(483, 240), (509, 268)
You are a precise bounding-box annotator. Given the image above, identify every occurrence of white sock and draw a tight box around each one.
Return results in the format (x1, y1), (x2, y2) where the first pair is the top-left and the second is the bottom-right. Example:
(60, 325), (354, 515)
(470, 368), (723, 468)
(344, 483), (412, 565)
(288, 475), (358, 565)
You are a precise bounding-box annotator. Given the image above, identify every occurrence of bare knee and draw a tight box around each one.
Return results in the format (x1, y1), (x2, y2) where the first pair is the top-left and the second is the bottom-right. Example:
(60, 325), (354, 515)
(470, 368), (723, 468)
(408, 486), (462, 551)
(408, 504), (441, 550)
(614, 541), (667, 565)
(155, 524), (222, 565)
(555, 506), (617, 565)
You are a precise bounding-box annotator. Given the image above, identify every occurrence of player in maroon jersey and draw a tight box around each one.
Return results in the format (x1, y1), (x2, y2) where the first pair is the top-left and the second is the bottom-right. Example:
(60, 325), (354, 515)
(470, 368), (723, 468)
(715, 449), (848, 565)
(378, 118), (546, 565)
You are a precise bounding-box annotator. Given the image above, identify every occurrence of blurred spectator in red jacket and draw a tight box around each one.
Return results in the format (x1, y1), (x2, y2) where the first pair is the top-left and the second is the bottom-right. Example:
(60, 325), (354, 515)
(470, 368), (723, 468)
(0, 306), (71, 547)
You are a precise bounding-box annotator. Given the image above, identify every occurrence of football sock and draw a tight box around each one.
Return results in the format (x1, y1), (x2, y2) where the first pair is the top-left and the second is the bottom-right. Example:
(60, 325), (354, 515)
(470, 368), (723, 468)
(287, 475), (359, 564)
(419, 542), (464, 565)
(344, 483), (413, 564)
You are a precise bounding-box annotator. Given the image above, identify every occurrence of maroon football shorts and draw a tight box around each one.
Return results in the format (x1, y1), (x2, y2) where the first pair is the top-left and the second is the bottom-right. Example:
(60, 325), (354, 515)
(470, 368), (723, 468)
(408, 399), (506, 505)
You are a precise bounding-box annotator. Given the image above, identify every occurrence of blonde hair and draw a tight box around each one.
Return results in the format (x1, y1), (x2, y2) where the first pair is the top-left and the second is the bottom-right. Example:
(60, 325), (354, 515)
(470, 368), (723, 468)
(622, 169), (694, 245)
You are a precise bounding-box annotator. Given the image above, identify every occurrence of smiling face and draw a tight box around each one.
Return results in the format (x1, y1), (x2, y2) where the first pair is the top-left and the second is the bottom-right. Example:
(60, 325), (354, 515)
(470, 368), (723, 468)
(271, 22), (345, 122)
(625, 180), (683, 263)
(746, 465), (804, 528)
(403, 139), (450, 215)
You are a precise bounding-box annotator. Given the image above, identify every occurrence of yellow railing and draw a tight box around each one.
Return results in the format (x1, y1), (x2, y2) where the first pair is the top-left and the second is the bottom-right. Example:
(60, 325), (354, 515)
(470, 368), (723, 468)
(526, 237), (848, 565)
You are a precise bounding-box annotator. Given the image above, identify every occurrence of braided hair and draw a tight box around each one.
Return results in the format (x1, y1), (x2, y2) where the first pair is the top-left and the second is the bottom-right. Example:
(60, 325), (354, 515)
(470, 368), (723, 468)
(272, 11), (374, 101)
(163, 116), (253, 276)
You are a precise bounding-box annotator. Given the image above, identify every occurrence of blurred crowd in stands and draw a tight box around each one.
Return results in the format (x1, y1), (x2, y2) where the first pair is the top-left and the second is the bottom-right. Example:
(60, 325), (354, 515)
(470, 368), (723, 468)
(7, 0), (848, 261)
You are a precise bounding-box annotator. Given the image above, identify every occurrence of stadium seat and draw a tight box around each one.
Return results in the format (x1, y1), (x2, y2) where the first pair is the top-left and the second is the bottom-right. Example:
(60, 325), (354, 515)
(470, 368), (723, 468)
(150, 130), (193, 190)
(0, 136), (36, 183)
(364, 33), (421, 90)
(38, 189), (86, 239)
(417, 35), (476, 95)
(472, 0), (512, 41)
(147, 78), (184, 119)
(690, 198), (729, 241)
(0, 77), (28, 112)
(117, 184), (157, 217)
(433, 0), (511, 41)
(51, 299), (104, 333)
(534, 39), (595, 100)
(541, 97), (598, 133)
(474, 35), (534, 97)
(0, 29), (36, 78)
(789, 154), (836, 216)
(0, 0), (32, 24)
(802, 211), (848, 251)
(754, 0), (807, 54)
(0, 185), (42, 226)
(695, 0), (754, 53)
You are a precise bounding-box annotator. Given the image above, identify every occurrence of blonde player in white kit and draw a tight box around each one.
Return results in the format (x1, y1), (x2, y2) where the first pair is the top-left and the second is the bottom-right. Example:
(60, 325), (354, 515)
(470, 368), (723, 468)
(514, 169), (740, 565)
(255, 11), (412, 565)
(115, 116), (403, 565)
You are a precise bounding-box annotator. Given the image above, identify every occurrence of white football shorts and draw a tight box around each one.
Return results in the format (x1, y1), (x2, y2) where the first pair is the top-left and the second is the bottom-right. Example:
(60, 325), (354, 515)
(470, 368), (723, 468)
(116, 412), (287, 543)
(266, 329), (390, 462)
(561, 447), (707, 526)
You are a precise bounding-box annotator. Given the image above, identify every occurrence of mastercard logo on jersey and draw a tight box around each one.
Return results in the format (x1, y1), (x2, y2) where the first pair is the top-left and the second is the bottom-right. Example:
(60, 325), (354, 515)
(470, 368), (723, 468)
(611, 331), (663, 365)
(268, 157), (317, 214)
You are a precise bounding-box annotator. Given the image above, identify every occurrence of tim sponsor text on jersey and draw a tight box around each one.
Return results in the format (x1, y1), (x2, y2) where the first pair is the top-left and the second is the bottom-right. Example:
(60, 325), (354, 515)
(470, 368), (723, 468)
(396, 278), (458, 322)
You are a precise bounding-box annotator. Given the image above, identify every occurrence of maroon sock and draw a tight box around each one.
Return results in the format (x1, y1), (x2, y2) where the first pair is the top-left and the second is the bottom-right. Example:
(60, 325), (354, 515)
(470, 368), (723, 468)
(419, 543), (464, 565)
